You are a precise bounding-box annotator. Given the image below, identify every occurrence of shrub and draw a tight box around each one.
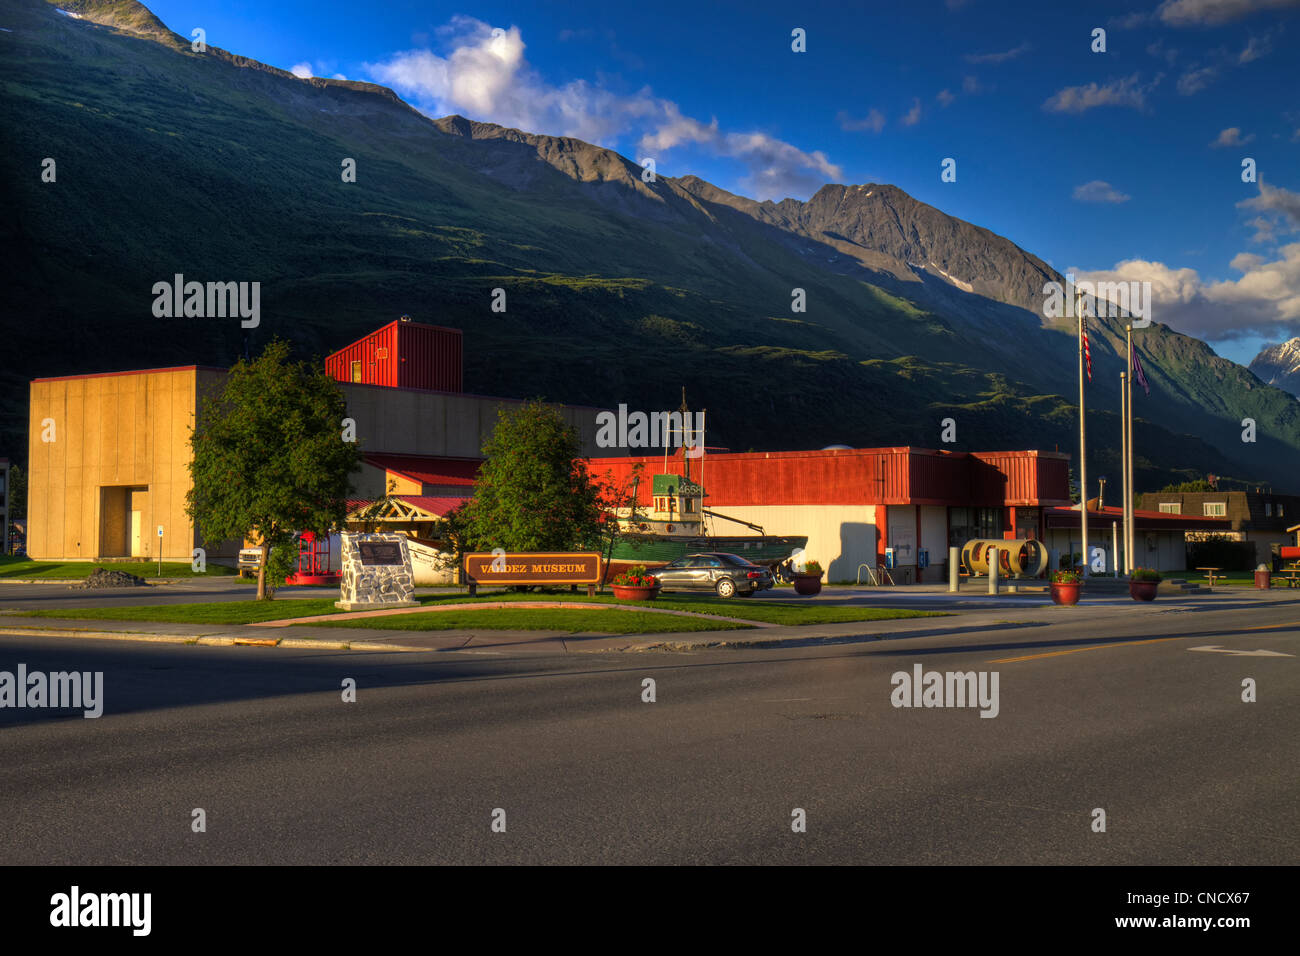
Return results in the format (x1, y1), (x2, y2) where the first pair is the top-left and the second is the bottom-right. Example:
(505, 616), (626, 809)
(1130, 567), (1162, 582)
(800, 560), (823, 575)
(1052, 569), (1081, 584)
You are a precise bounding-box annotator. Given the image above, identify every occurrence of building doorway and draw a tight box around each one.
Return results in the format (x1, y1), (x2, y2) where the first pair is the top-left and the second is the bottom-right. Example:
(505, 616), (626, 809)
(99, 485), (149, 558)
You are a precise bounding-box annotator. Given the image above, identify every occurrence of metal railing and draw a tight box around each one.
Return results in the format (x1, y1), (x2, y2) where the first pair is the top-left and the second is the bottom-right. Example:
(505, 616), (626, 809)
(857, 563), (894, 586)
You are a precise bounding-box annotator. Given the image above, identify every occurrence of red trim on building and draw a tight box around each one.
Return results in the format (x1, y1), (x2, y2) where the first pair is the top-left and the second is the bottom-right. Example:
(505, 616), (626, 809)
(363, 454), (481, 487)
(878, 504), (888, 567)
(1044, 505), (1232, 531)
(346, 495), (469, 517)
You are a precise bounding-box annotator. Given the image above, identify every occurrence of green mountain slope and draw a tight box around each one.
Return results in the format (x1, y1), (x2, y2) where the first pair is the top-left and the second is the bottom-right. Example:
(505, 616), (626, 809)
(2, 0), (1297, 494)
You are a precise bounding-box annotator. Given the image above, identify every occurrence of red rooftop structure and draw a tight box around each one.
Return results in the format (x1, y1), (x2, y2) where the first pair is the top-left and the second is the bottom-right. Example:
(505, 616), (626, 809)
(325, 317), (463, 392)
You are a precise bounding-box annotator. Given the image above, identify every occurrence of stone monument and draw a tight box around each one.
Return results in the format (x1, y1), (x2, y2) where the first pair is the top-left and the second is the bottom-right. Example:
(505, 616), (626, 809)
(336, 532), (418, 610)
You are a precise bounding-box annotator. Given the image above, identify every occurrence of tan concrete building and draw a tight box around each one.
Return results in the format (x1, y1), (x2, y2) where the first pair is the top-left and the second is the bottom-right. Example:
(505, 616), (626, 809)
(27, 366), (227, 562)
(26, 327), (608, 562)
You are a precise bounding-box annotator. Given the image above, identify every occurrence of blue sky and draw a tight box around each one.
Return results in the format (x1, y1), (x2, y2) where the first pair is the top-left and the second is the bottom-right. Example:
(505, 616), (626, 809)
(144, 0), (1300, 365)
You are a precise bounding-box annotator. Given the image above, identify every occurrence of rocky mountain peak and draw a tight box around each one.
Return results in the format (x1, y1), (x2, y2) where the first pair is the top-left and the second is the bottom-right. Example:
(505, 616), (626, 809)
(1249, 337), (1300, 398)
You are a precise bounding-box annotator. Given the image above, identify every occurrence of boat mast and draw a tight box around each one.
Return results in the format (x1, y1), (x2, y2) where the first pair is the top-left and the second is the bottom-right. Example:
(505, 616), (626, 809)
(680, 387), (691, 482)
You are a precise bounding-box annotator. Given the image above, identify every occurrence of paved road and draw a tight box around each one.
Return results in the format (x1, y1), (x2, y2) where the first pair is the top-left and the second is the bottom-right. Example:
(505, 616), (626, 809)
(1, 595), (1296, 864)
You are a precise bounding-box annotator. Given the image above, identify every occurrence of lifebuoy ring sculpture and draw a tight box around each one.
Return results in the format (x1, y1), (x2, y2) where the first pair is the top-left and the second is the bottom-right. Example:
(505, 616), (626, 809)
(961, 539), (1048, 578)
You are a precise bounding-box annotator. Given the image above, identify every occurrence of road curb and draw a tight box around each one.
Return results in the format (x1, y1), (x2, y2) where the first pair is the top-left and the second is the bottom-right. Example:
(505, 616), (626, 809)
(0, 627), (198, 644)
(0, 625), (436, 653)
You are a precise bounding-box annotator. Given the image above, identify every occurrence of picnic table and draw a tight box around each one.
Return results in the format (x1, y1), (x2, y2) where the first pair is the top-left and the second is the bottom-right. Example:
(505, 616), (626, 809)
(1277, 564), (1300, 588)
(1196, 566), (1222, 587)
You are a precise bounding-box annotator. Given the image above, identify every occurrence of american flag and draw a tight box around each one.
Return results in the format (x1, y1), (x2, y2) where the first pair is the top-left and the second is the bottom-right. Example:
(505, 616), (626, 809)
(1131, 343), (1150, 395)
(1080, 315), (1092, 382)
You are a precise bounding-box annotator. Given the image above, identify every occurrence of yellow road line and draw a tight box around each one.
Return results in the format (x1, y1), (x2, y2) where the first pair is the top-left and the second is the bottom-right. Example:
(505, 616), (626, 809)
(991, 637), (1183, 664)
(1242, 621), (1300, 631)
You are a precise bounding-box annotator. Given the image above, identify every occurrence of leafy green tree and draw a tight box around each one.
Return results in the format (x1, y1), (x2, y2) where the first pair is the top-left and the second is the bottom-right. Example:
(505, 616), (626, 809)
(593, 462), (645, 586)
(463, 401), (607, 553)
(7, 464), (24, 520)
(1156, 479), (1215, 493)
(186, 340), (360, 599)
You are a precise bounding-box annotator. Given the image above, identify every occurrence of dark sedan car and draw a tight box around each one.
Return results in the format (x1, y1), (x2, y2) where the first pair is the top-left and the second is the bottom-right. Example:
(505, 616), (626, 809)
(652, 552), (774, 598)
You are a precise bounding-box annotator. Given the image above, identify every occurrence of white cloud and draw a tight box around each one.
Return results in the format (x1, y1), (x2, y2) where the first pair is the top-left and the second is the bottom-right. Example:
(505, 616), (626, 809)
(1238, 33), (1272, 62)
(1073, 180), (1131, 203)
(901, 98), (922, 126)
(1211, 126), (1254, 147)
(1238, 181), (1300, 236)
(1177, 64), (1219, 95)
(1111, 11), (1151, 28)
(290, 62), (314, 79)
(1043, 73), (1159, 113)
(1247, 216), (1277, 243)
(1157, 0), (1300, 26)
(936, 89), (955, 107)
(1072, 245), (1300, 341)
(962, 75), (982, 94)
(964, 42), (1030, 64)
(838, 108), (885, 133)
(1146, 38), (1179, 64)
(366, 16), (840, 200)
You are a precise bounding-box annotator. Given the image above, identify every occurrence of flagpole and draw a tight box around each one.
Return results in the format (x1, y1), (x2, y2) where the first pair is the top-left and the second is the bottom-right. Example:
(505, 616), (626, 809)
(1120, 369), (1129, 574)
(1078, 289), (1089, 577)
(1126, 323), (1135, 573)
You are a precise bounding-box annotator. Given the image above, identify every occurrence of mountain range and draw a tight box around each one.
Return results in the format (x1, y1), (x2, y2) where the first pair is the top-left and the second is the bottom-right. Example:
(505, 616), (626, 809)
(3, 0), (1300, 493)
(1249, 338), (1300, 400)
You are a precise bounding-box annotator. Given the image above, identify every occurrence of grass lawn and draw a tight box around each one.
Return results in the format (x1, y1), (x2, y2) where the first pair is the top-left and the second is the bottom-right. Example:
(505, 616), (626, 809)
(0, 557), (237, 579)
(308, 608), (752, 634)
(17, 589), (944, 629)
(404, 590), (945, 626)
(23, 598), (342, 625)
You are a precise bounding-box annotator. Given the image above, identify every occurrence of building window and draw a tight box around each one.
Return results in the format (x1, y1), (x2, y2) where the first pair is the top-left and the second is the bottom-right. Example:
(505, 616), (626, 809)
(1159, 502), (1180, 514)
(948, 506), (1002, 548)
(1203, 502), (1226, 517)
(1279, 504), (1285, 518)
(350, 361), (362, 383)
(1265, 503), (1273, 516)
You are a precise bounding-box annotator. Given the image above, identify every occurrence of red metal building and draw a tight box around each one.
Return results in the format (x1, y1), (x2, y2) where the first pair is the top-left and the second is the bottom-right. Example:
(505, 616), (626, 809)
(587, 447), (1071, 581)
(325, 318), (463, 392)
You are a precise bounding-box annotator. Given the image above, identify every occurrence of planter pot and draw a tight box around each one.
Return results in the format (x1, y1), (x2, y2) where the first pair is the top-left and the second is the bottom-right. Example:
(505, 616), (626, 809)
(1129, 580), (1159, 602)
(792, 573), (823, 596)
(1050, 582), (1081, 606)
(611, 584), (659, 601)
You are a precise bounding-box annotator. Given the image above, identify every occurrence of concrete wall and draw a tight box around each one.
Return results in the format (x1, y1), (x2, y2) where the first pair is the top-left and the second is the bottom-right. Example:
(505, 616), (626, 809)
(28, 368), (204, 561)
(341, 385), (608, 459)
(1044, 527), (1188, 572)
(698, 504), (878, 582)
